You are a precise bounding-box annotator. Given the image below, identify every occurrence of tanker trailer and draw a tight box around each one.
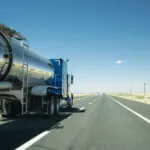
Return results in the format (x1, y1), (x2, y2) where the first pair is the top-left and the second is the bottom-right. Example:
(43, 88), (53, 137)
(0, 24), (67, 116)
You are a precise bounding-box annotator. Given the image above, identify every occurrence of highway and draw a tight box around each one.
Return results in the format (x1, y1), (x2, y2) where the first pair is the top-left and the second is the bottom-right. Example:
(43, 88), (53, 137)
(1, 95), (150, 150)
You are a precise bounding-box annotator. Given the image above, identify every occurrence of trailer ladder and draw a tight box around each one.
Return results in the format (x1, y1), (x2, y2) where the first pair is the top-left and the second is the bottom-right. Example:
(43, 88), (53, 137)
(22, 40), (29, 115)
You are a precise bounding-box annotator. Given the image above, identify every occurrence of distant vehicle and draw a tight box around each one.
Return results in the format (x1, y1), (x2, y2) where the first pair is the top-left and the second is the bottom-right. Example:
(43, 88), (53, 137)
(0, 24), (74, 116)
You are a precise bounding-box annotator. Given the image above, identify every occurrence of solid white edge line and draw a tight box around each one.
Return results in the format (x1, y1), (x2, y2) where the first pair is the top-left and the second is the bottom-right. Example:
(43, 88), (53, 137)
(15, 119), (64, 150)
(15, 96), (97, 150)
(15, 131), (50, 150)
(109, 96), (150, 124)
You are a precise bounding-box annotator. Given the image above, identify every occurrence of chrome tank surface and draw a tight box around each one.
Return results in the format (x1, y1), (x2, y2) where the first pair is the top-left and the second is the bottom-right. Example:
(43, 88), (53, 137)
(0, 33), (54, 89)
(0, 33), (11, 79)
(0, 82), (12, 90)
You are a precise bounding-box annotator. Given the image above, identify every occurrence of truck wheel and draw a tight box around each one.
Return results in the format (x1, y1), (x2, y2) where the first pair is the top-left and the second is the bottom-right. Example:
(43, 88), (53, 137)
(54, 97), (60, 115)
(48, 96), (55, 116)
(2, 101), (21, 117)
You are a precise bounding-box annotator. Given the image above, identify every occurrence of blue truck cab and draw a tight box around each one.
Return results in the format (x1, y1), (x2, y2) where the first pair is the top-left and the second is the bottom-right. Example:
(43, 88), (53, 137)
(50, 59), (74, 107)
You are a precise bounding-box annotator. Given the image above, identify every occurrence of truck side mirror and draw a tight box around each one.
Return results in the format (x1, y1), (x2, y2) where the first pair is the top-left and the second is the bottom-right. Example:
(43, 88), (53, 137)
(71, 75), (74, 84)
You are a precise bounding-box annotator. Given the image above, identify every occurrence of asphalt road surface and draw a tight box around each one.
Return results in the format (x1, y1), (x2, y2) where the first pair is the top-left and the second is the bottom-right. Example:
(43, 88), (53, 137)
(1, 95), (150, 150)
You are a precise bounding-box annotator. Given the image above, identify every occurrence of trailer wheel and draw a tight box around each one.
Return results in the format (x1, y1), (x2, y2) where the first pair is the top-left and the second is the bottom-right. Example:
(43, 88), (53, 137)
(48, 96), (55, 116)
(1, 101), (21, 117)
(54, 96), (60, 115)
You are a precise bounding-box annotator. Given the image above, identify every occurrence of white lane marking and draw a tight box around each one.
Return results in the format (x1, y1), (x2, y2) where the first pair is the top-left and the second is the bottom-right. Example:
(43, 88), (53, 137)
(109, 96), (150, 124)
(80, 107), (85, 111)
(89, 102), (93, 105)
(16, 97), (96, 150)
(0, 119), (15, 125)
(15, 130), (50, 150)
(15, 115), (68, 150)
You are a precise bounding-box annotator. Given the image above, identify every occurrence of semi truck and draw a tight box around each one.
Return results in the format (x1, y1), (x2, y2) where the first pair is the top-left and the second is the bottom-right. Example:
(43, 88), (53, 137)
(0, 24), (74, 116)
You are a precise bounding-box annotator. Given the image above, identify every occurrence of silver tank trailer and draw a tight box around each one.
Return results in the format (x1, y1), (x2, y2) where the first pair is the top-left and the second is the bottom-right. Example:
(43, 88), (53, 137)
(0, 32), (54, 90)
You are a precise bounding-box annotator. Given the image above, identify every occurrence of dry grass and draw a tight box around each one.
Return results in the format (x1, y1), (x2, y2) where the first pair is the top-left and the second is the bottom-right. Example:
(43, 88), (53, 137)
(110, 93), (150, 104)
(74, 93), (95, 99)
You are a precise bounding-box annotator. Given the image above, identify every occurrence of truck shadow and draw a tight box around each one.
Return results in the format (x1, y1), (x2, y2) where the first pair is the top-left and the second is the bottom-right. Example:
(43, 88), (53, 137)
(0, 107), (83, 150)
(60, 107), (86, 113)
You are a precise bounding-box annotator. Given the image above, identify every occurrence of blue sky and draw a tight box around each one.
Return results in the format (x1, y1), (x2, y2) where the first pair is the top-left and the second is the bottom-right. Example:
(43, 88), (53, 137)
(1, 0), (150, 93)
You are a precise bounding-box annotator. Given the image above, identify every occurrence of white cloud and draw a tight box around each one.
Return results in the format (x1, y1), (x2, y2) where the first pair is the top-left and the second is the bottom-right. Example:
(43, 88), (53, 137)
(116, 60), (126, 64)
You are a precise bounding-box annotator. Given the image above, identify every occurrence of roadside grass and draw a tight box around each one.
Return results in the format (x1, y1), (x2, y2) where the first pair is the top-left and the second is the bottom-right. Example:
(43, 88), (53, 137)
(110, 93), (150, 104)
(74, 94), (96, 100)
(136, 95), (144, 99)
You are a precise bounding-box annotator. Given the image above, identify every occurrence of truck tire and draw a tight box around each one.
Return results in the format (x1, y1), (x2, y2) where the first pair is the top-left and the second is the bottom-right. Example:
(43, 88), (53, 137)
(2, 101), (21, 117)
(54, 96), (60, 115)
(48, 96), (55, 116)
